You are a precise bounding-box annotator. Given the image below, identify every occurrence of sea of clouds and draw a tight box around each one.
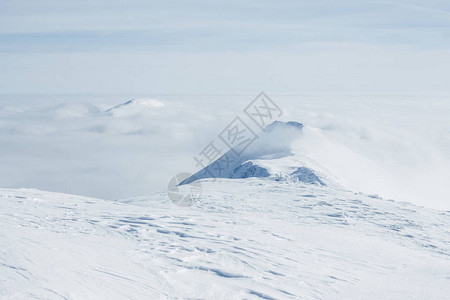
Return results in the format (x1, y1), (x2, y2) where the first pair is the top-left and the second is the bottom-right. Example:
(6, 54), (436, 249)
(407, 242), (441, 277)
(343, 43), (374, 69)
(0, 94), (448, 210)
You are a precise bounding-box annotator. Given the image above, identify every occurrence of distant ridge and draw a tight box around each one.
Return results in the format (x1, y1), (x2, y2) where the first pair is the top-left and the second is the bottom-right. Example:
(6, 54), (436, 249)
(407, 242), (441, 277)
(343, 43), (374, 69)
(106, 98), (164, 112)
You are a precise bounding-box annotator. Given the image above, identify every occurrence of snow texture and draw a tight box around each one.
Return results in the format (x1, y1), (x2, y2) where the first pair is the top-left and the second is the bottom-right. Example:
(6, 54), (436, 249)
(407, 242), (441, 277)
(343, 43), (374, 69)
(1, 182), (449, 299)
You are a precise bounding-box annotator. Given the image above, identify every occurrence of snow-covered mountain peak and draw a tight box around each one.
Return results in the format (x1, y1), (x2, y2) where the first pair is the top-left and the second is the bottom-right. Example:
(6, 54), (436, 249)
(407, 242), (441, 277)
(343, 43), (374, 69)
(106, 98), (165, 115)
(182, 120), (326, 186)
(265, 120), (303, 132)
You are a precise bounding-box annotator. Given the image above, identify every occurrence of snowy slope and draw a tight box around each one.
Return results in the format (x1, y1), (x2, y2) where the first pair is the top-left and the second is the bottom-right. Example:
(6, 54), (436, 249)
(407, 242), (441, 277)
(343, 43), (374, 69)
(1, 182), (449, 299)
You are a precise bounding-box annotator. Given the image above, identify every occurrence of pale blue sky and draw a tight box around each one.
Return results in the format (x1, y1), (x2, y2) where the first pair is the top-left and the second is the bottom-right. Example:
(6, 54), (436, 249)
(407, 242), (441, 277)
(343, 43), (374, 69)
(1, 0), (450, 94)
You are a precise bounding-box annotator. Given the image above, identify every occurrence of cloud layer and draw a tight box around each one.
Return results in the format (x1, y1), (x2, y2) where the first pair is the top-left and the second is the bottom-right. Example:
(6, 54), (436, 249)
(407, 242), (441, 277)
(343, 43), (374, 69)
(0, 94), (449, 210)
(1, 0), (450, 94)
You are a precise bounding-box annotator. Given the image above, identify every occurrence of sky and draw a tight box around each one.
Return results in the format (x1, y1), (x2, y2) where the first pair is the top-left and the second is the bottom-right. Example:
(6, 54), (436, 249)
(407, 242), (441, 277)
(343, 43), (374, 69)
(1, 0), (450, 94)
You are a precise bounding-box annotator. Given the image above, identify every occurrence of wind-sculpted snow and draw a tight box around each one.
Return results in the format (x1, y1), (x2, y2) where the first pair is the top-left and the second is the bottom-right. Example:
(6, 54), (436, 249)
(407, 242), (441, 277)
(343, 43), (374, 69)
(1, 182), (449, 298)
(228, 161), (270, 179)
(289, 167), (326, 186)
